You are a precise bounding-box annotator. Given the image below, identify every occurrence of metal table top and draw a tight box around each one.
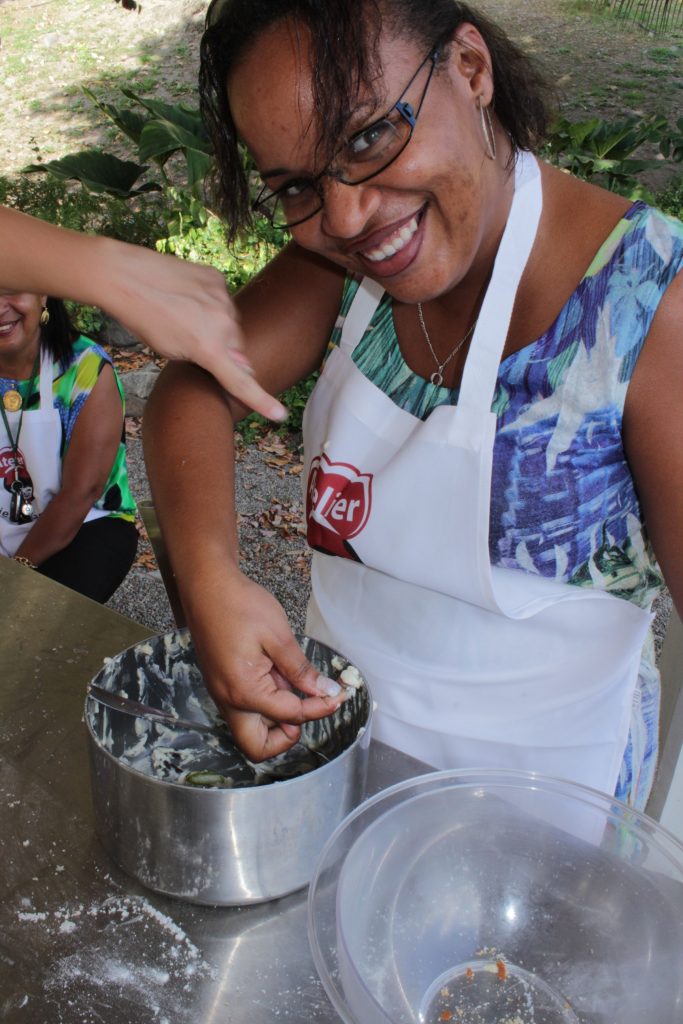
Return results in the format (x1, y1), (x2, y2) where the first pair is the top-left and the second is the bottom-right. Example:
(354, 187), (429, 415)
(0, 558), (430, 1023)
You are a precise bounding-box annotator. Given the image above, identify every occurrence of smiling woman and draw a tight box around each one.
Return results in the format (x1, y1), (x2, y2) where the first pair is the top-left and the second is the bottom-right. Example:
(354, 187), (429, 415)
(0, 290), (138, 602)
(143, 0), (683, 811)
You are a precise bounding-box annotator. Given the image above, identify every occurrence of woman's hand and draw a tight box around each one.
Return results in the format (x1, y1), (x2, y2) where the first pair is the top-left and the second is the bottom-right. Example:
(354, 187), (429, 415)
(99, 239), (289, 423)
(185, 570), (344, 762)
(0, 207), (288, 423)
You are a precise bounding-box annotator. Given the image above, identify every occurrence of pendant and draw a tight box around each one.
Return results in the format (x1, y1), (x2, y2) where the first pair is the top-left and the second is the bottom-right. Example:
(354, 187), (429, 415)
(9, 483), (34, 524)
(430, 371), (444, 387)
(3, 390), (22, 412)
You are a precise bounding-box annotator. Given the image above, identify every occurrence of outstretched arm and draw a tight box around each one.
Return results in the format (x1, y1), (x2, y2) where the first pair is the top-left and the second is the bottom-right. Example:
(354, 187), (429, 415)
(143, 243), (348, 760)
(0, 205), (286, 421)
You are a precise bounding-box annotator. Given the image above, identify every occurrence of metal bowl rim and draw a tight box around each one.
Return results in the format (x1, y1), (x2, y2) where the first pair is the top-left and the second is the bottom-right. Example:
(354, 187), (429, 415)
(84, 628), (373, 794)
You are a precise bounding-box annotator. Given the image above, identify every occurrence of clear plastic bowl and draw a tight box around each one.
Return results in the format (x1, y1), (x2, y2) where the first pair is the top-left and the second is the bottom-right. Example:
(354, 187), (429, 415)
(308, 769), (683, 1024)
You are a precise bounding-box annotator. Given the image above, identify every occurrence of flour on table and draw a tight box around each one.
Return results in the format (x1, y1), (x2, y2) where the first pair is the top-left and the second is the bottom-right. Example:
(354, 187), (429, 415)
(16, 893), (214, 1024)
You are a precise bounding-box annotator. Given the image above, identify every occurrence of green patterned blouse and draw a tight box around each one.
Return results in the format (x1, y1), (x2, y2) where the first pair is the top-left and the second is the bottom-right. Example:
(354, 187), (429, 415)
(0, 335), (136, 522)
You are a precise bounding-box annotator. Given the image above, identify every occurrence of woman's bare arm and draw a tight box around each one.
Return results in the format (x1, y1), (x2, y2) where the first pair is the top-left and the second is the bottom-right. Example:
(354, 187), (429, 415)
(143, 243), (347, 759)
(0, 205), (286, 420)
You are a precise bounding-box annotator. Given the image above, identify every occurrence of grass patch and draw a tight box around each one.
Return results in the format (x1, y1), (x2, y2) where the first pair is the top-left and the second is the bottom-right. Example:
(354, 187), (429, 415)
(564, 0), (614, 22)
(648, 47), (680, 62)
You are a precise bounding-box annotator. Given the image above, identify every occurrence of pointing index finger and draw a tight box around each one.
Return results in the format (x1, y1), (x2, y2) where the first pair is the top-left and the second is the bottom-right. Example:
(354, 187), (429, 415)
(199, 348), (288, 422)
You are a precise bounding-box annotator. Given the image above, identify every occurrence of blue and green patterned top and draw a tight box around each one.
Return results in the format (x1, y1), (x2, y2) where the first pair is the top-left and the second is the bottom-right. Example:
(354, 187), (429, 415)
(328, 201), (683, 808)
(0, 336), (136, 521)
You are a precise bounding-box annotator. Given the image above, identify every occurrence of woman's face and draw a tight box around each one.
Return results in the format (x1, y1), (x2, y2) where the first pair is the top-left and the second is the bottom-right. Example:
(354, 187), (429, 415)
(0, 292), (45, 369)
(229, 21), (510, 305)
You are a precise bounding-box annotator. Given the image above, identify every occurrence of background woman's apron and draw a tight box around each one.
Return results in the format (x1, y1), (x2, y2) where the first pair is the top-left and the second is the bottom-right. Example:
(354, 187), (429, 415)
(303, 153), (652, 796)
(0, 349), (108, 558)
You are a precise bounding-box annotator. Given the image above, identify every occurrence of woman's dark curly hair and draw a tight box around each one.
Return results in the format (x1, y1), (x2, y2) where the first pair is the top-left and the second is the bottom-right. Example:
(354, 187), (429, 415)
(200, 0), (554, 239)
(41, 297), (79, 370)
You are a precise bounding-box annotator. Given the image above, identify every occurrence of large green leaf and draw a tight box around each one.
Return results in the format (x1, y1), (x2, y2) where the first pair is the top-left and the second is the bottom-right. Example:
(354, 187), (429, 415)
(587, 115), (666, 159)
(82, 87), (148, 146)
(548, 114), (667, 161)
(138, 120), (214, 188)
(546, 117), (601, 153)
(22, 152), (161, 197)
(121, 89), (209, 141)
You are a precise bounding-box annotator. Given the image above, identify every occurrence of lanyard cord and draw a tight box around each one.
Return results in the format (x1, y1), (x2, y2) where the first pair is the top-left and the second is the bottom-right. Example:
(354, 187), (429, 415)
(0, 349), (42, 469)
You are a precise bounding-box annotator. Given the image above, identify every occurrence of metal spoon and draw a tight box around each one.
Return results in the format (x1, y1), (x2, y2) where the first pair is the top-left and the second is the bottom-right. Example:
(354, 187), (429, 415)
(86, 683), (330, 775)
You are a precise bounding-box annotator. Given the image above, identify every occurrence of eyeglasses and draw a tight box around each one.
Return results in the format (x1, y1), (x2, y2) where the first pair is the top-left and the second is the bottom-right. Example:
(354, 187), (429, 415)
(251, 44), (441, 229)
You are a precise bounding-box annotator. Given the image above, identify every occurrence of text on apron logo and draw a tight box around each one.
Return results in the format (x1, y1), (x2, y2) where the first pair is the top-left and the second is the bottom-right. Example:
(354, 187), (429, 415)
(0, 445), (31, 491)
(306, 452), (373, 557)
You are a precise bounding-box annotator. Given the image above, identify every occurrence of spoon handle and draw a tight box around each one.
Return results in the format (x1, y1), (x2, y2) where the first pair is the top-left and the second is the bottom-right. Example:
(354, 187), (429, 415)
(86, 683), (330, 769)
(87, 683), (219, 736)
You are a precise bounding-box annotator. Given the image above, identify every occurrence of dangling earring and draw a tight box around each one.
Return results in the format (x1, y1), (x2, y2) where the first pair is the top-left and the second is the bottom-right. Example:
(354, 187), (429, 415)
(478, 97), (497, 161)
(39, 306), (50, 326)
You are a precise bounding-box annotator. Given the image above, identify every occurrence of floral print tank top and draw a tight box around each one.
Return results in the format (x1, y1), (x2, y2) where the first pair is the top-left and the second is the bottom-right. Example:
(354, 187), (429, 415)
(328, 200), (683, 809)
(330, 202), (683, 613)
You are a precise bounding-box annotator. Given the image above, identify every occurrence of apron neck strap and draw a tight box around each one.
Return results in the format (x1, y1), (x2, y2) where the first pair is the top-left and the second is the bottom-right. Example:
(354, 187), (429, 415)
(340, 277), (385, 355)
(339, 152), (542, 403)
(38, 347), (53, 407)
(458, 152), (543, 409)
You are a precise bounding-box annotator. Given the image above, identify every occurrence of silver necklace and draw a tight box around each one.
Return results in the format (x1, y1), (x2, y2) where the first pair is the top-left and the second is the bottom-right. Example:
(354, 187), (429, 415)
(416, 302), (477, 387)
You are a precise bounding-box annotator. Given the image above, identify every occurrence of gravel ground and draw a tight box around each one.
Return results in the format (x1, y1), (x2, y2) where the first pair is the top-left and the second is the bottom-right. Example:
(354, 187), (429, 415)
(105, 432), (311, 638)
(104, 434), (175, 635)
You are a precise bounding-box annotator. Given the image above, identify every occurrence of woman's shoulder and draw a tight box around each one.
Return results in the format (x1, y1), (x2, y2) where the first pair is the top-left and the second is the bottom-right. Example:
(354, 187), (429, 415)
(55, 334), (111, 373)
(544, 164), (683, 271)
(329, 273), (389, 350)
(587, 199), (683, 284)
(70, 334), (112, 364)
(55, 335), (116, 399)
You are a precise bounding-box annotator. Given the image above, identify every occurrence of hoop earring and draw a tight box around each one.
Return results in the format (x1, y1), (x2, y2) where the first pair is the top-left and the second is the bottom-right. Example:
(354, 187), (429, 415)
(478, 98), (497, 161)
(39, 306), (50, 326)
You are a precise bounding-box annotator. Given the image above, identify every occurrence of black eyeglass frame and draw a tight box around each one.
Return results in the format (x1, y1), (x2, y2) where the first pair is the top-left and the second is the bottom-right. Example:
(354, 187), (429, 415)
(251, 43), (442, 229)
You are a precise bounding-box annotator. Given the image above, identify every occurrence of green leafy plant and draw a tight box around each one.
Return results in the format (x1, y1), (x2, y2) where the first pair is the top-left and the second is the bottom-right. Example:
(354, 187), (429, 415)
(65, 301), (106, 339)
(24, 150), (161, 198)
(157, 214), (288, 289)
(659, 117), (683, 163)
(239, 372), (320, 443)
(0, 172), (169, 244)
(544, 113), (680, 199)
(22, 88), (213, 230)
(655, 174), (683, 219)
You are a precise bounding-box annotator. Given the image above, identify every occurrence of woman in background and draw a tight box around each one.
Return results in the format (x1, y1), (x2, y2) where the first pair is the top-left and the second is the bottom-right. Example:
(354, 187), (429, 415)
(0, 290), (137, 601)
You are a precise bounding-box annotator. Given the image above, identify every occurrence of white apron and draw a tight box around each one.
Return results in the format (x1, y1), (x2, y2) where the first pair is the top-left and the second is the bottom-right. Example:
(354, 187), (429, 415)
(0, 348), (108, 558)
(303, 153), (652, 796)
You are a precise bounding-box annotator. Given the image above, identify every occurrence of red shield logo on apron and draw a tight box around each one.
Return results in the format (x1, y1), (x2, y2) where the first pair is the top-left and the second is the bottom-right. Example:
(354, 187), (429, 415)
(0, 445), (30, 492)
(306, 452), (372, 560)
